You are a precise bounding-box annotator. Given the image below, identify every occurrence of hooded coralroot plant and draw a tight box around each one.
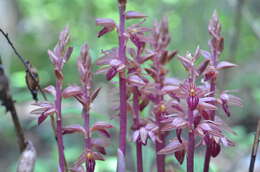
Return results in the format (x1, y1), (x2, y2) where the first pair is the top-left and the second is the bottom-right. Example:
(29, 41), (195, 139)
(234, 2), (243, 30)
(95, 0), (241, 171)
(32, 28), (113, 172)
(30, 1), (241, 172)
(157, 12), (242, 172)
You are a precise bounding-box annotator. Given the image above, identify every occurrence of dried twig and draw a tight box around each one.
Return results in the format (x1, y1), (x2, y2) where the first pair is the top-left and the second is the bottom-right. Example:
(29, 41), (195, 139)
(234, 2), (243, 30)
(249, 120), (260, 172)
(0, 61), (37, 171)
(0, 58), (26, 152)
(0, 28), (47, 100)
(0, 28), (56, 136)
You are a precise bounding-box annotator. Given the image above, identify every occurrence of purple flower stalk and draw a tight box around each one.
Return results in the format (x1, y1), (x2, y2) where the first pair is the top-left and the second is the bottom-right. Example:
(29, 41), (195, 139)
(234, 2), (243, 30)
(48, 27), (73, 172)
(132, 87), (143, 172)
(118, 0), (128, 157)
(32, 27), (73, 171)
(201, 11), (238, 172)
(96, 1), (148, 170)
(78, 44), (92, 171)
(186, 82), (199, 172)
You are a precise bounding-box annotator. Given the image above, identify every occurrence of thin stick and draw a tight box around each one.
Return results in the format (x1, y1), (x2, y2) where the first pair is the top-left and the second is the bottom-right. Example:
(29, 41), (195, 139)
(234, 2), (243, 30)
(0, 28), (56, 138)
(0, 58), (27, 152)
(9, 98), (27, 152)
(0, 28), (47, 100)
(249, 120), (260, 172)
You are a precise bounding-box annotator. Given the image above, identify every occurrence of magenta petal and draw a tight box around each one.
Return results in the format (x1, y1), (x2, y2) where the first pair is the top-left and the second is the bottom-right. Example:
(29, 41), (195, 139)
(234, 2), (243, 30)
(222, 100), (231, 117)
(211, 140), (221, 157)
(44, 85), (56, 96)
(200, 49), (212, 60)
(98, 27), (113, 38)
(62, 85), (82, 98)
(38, 114), (48, 125)
(62, 124), (86, 136)
(96, 18), (116, 27)
(217, 61), (237, 70)
(48, 50), (59, 65)
(174, 150), (185, 164)
(128, 75), (146, 86)
(106, 67), (117, 81)
(176, 129), (182, 143)
(92, 121), (113, 130)
(125, 11), (147, 20)
(64, 46), (73, 62)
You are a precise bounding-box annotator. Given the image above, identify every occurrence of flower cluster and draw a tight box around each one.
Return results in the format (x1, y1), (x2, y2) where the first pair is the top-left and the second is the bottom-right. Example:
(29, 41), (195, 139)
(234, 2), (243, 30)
(31, 2), (242, 172)
(95, 7), (241, 172)
(32, 28), (113, 172)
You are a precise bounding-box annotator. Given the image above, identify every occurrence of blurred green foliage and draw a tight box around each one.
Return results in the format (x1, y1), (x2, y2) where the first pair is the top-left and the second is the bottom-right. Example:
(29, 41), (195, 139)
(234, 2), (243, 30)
(0, 0), (259, 171)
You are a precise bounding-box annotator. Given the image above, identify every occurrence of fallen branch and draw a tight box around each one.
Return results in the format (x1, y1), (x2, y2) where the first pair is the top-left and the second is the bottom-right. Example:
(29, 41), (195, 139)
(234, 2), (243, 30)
(249, 120), (260, 172)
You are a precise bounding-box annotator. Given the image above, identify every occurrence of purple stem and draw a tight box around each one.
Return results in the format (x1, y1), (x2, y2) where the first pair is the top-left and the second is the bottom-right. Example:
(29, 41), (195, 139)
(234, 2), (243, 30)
(155, 137), (165, 172)
(153, 56), (165, 172)
(118, 2), (127, 156)
(203, 80), (216, 172)
(55, 79), (66, 172)
(154, 96), (165, 172)
(82, 73), (92, 172)
(187, 108), (195, 172)
(154, 97), (165, 172)
(203, 48), (218, 172)
(203, 146), (211, 172)
(83, 107), (91, 172)
(133, 87), (143, 172)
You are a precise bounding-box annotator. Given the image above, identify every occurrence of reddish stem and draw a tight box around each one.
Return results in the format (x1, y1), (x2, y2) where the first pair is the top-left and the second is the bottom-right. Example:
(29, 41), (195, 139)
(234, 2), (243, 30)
(83, 107), (91, 171)
(133, 87), (143, 172)
(203, 52), (217, 172)
(187, 108), (195, 172)
(55, 79), (66, 172)
(118, 2), (127, 157)
(154, 98), (165, 172)
(155, 137), (165, 172)
(82, 71), (92, 172)
(153, 59), (166, 172)
(203, 145), (211, 172)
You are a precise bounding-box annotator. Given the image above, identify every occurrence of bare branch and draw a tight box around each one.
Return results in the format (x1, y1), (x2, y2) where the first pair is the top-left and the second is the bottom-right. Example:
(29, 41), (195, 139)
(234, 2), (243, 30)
(249, 120), (260, 172)
(0, 28), (47, 100)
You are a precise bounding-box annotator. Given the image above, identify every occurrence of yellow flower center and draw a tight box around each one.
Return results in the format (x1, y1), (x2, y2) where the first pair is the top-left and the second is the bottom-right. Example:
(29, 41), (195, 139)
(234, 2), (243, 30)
(190, 88), (196, 97)
(160, 104), (166, 112)
(86, 152), (93, 160)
